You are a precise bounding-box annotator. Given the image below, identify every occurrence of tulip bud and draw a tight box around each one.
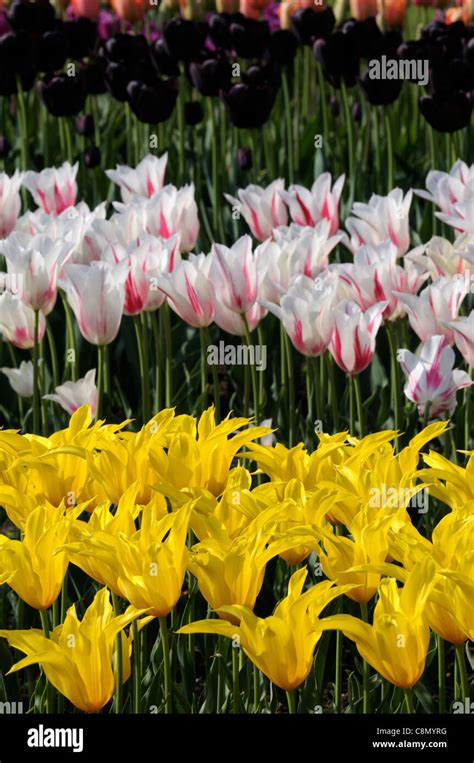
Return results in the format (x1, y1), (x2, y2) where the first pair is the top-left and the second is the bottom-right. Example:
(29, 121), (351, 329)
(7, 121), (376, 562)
(237, 147), (253, 171)
(75, 114), (95, 137)
(84, 145), (101, 168)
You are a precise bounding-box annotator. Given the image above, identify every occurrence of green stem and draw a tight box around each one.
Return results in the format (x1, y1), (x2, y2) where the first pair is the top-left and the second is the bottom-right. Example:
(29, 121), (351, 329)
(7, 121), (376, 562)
(360, 602), (370, 713)
(39, 610), (54, 713)
(162, 302), (173, 408)
(232, 645), (240, 713)
(111, 594), (123, 714)
(46, 322), (60, 391)
(327, 353), (339, 431)
(134, 316), (150, 425)
(437, 635), (445, 714)
(465, 368), (472, 452)
(32, 310), (40, 434)
(455, 643), (468, 702)
(160, 616), (172, 713)
(282, 70), (295, 184)
(203, 327), (220, 421)
(384, 107), (393, 191)
(132, 620), (141, 713)
(243, 315), (259, 426)
(286, 689), (296, 714)
(340, 81), (355, 207)
(404, 687), (415, 713)
(152, 311), (162, 413)
(283, 332), (296, 447)
(97, 345), (105, 420)
(386, 322), (401, 446)
(352, 374), (365, 438)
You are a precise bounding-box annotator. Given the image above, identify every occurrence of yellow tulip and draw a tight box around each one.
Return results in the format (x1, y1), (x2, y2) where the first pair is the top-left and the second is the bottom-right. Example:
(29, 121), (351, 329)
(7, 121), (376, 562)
(0, 588), (144, 712)
(315, 505), (409, 602)
(179, 568), (351, 690)
(187, 518), (316, 620)
(320, 559), (437, 688)
(0, 503), (82, 610)
(62, 502), (192, 617)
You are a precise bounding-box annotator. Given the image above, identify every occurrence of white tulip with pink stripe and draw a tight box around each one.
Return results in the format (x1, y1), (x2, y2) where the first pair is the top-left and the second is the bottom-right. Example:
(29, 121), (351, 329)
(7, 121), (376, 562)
(280, 172), (345, 236)
(394, 276), (467, 345)
(329, 300), (387, 374)
(23, 162), (78, 216)
(398, 335), (473, 418)
(224, 179), (287, 241)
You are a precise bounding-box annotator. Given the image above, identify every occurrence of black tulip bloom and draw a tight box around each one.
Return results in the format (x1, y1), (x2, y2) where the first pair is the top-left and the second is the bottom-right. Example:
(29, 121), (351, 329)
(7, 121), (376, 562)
(38, 73), (87, 117)
(0, 31), (36, 74)
(80, 60), (107, 95)
(420, 91), (472, 133)
(266, 29), (299, 66)
(37, 30), (68, 73)
(75, 114), (94, 137)
(84, 145), (101, 168)
(220, 81), (276, 128)
(314, 31), (359, 88)
(0, 136), (11, 159)
(189, 56), (232, 97)
(153, 38), (180, 76)
(104, 62), (130, 101)
(359, 64), (403, 105)
(127, 79), (178, 124)
(243, 61), (281, 90)
(237, 146), (252, 171)
(207, 12), (241, 50)
(104, 33), (149, 64)
(291, 7), (335, 46)
(229, 18), (270, 59)
(61, 18), (97, 59)
(8, 0), (55, 34)
(429, 59), (473, 97)
(184, 101), (203, 126)
(163, 18), (206, 62)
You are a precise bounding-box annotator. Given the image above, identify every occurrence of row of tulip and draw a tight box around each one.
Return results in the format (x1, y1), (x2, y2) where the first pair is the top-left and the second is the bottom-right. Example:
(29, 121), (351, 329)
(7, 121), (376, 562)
(0, 155), (473, 454)
(0, 406), (471, 714)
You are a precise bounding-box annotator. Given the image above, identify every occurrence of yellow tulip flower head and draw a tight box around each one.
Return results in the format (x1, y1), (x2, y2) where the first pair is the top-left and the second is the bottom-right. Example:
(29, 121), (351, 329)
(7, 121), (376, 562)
(0, 588), (144, 712)
(0, 503), (82, 610)
(321, 559), (436, 688)
(179, 569), (351, 690)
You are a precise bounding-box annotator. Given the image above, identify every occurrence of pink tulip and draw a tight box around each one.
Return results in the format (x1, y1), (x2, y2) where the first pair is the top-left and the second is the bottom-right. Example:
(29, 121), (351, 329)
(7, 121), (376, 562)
(0, 171), (24, 238)
(346, 189), (412, 256)
(336, 242), (429, 320)
(0, 292), (46, 349)
(261, 274), (338, 356)
(105, 153), (168, 203)
(213, 301), (266, 336)
(210, 235), (258, 313)
(393, 276), (467, 345)
(23, 162), (78, 216)
(144, 235), (182, 312)
(273, 221), (347, 279)
(415, 160), (474, 233)
(118, 184), (199, 253)
(44, 369), (98, 418)
(3, 233), (72, 314)
(224, 180), (287, 241)
(329, 300), (387, 374)
(158, 254), (215, 328)
(398, 335), (472, 418)
(64, 261), (128, 345)
(281, 173), (345, 237)
(71, 0), (100, 19)
(443, 312), (474, 368)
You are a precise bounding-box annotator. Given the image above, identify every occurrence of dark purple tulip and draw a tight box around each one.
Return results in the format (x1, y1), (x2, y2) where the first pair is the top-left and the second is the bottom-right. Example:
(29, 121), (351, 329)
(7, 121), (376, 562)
(61, 18), (97, 59)
(237, 146), (252, 171)
(7, 0), (55, 33)
(38, 73), (87, 117)
(184, 101), (203, 126)
(0, 32), (35, 74)
(229, 18), (270, 59)
(104, 33), (149, 64)
(153, 38), (180, 76)
(314, 31), (359, 88)
(0, 136), (10, 159)
(291, 7), (335, 46)
(189, 57), (232, 97)
(127, 79), (178, 124)
(37, 30), (68, 73)
(220, 81), (276, 129)
(163, 17), (206, 61)
(84, 145), (101, 168)
(80, 60), (107, 95)
(359, 65), (403, 105)
(419, 91), (472, 133)
(429, 59), (473, 97)
(75, 114), (94, 137)
(267, 29), (299, 66)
